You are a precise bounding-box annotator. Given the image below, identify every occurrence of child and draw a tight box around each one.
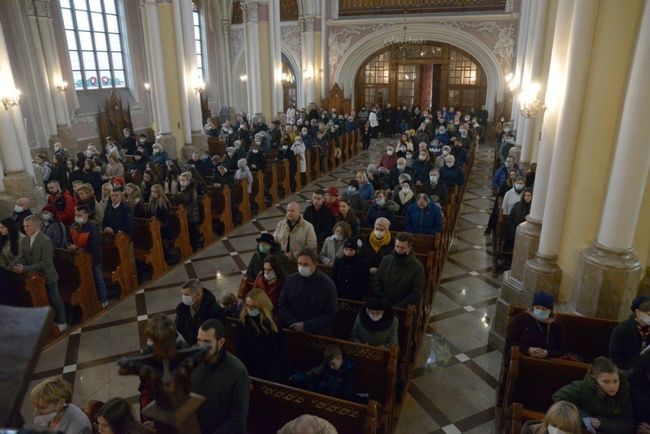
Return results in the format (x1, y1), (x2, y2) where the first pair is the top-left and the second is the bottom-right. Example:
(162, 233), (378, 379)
(222, 293), (244, 318)
(289, 345), (357, 402)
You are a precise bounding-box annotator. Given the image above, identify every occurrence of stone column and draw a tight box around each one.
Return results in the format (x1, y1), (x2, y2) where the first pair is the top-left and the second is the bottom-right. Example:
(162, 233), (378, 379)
(574, 0), (650, 320)
(172, 0), (192, 146)
(511, 0), (531, 132)
(220, 21), (234, 109)
(300, 16), (317, 107)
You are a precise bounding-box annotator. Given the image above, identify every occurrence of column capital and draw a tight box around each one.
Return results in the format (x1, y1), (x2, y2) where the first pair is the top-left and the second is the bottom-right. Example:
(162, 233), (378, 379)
(23, 1), (36, 17)
(241, 2), (259, 23)
(34, 0), (52, 18)
(299, 16), (316, 33)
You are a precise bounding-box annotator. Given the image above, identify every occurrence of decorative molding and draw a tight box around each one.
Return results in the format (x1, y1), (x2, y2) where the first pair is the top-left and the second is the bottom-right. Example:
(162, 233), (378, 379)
(281, 24), (302, 65)
(23, 0), (36, 16)
(33, 0), (52, 18)
(328, 23), (398, 75)
(299, 16), (315, 33)
(229, 28), (245, 66)
(241, 2), (259, 23)
(70, 109), (97, 129)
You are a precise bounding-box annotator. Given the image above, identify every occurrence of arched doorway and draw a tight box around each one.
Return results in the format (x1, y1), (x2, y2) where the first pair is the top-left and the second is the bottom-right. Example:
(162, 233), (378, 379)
(354, 42), (488, 113)
(281, 53), (297, 112)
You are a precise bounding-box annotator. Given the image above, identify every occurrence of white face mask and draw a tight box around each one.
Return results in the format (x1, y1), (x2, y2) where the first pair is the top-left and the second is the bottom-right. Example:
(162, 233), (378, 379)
(334, 233), (343, 241)
(298, 265), (313, 277)
(34, 407), (62, 427)
(14, 205), (24, 213)
(387, 150), (394, 156)
(182, 294), (193, 306)
(547, 426), (568, 434)
(42, 213), (52, 221)
(446, 162), (453, 168)
(367, 309), (383, 322)
(75, 217), (86, 225)
(374, 230), (385, 239)
(639, 312), (650, 326)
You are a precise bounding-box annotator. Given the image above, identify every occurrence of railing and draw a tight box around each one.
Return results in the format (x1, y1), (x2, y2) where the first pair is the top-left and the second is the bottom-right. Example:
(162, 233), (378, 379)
(338, 0), (508, 16)
(231, 0), (298, 24)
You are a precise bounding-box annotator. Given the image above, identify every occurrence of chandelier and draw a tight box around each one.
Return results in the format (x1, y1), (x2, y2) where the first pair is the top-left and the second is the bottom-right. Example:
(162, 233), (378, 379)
(383, 9), (426, 64)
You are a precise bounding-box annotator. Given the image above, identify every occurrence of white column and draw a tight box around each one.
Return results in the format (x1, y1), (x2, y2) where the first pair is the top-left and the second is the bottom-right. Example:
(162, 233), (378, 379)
(36, 16), (68, 126)
(180, 0), (203, 133)
(26, 15), (57, 135)
(242, 2), (262, 115)
(220, 21), (233, 108)
(527, 0), (575, 223)
(270, 0), (283, 115)
(515, 0), (538, 133)
(320, 0), (328, 100)
(144, 0), (172, 135)
(596, 0), (650, 251)
(140, 2), (159, 130)
(172, 0), (192, 144)
(301, 16), (316, 106)
(511, 0), (531, 130)
(537, 0), (598, 257)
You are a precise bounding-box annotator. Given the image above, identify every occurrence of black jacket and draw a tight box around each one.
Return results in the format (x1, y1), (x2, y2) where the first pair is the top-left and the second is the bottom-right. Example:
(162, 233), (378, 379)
(175, 288), (226, 346)
(420, 181), (449, 207)
(237, 316), (288, 383)
(331, 254), (370, 301)
(303, 204), (336, 243)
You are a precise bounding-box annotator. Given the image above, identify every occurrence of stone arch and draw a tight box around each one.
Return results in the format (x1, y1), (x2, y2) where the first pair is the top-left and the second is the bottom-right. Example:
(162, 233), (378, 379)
(334, 23), (505, 120)
(280, 43), (303, 109)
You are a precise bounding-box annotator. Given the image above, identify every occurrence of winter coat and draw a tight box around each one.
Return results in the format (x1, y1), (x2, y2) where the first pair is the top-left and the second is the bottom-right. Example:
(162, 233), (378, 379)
(375, 251), (425, 309)
(237, 316), (288, 383)
(609, 318), (650, 371)
(175, 288), (226, 346)
(350, 310), (399, 349)
(440, 164), (465, 188)
(303, 204), (336, 243)
(404, 202), (443, 236)
(273, 216), (317, 258)
(505, 310), (567, 358)
(365, 200), (399, 228)
(174, 179), (200, 224)
(331, 254), (370, 301)
(290, 354), (356, 401)
(319, 235), (345, 266)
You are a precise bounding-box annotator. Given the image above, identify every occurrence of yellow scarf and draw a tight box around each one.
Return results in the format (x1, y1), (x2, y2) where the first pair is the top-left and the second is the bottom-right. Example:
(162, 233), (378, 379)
(369, 230), (392, 252)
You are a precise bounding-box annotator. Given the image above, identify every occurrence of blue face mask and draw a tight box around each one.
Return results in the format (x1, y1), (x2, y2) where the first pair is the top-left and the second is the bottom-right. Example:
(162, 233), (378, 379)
(376, 199), (385, 207)
(533, 308), (550, 321)
(397, 164), (404, 171)
(348, 187), (356, 194)
(247, 307), (260, 317)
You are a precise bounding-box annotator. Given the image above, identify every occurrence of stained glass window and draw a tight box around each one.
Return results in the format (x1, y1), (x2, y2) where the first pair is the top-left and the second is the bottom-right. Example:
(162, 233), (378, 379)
(61, 0), (126, 90)
(193, 2), (204, 81)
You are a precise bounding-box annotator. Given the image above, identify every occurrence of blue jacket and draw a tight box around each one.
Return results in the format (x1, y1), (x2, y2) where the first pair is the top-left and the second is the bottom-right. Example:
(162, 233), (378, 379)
(358, 182), (375, 201)
(435, 132), (450, 146)
(411, 160), (434, 185)
(102, 202), (134, 239)
(405, 202), (443, 236)
(492, 163), (523, 190)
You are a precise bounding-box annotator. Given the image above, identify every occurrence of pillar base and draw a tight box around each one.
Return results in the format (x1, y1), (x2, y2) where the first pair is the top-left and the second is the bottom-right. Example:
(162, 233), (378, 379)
(1, 172), (46, 215)
(156, 133), (178, 159)
(52, 125), (77, 150)
(574, 243), (642, 320)
(179, 132), (209, 159)
(510, 217), (542, 282)
(488, 270), (530, 351)
(638, 267), (650, 297)
(522, 252), (562, 298)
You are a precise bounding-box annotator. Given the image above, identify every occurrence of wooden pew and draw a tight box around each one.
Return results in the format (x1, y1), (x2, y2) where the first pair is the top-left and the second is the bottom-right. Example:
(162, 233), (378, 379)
(509, 403), (544, 434)
(207, 137), (226, 157)
(198, 194), (215, 245)
(499, 346), (588, 433)
(294, 155), (303, 191)
(206, 185), (235, 234)
(492, 203), (512, 277)
(53, 248), (102, 322)
(309, 144), (321, 179)
(283, 329), (398, 434)
(249, 170), (266, 214)
(123, 171), (142, 188)
(133, 217), (168, 279)
(263, 163), (280, 204)
(101, 231), (138, 298)
(248, 377), (380, 434)
(168, 205), (193, 261)
(304, 149), (313, 184)
(233, 179), (252, 223)
(273, 160), (291, 198)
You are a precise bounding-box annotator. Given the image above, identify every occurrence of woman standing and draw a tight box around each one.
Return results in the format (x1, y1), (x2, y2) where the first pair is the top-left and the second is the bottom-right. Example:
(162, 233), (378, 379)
(174, 172), (200, 251)
(147, 185), (175, 262)
(40, 205), (68, 249)
(319, 221), (351, 266)
(336, 198), (361, 238)
(609, 296), (650, 370)
(252, 255), (287, 307)
(82, 159), (103, 196)
(124, 183), (146, 218)
(332, 238), (370, 301)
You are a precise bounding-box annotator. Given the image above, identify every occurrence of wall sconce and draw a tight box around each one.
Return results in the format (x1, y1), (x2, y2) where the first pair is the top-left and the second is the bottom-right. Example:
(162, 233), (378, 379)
(192, 77), (206, 94)
(303, 71), (313, 81)
(144, 82), (150, 92)
(55, 81), (68, 93)
(1, 88), (20, 110)
(519, 83), (547, 119)
(240, 74), (248, 83)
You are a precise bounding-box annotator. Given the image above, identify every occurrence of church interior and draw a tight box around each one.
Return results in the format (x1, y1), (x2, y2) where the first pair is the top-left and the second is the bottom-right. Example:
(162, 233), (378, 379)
(1, 0), (649, 433)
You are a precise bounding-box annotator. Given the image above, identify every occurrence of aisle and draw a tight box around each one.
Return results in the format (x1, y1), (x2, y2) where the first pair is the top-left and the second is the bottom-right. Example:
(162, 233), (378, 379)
(22, 138), (502, 433)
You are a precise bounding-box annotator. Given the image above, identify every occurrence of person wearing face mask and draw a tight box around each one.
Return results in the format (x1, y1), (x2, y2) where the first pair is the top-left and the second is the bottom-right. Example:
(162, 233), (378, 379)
(234, 158), (253, 194)
(552, 357), (634, 434)
(366, 163), (384, 192)
(10, 197), (33, 234)
(304, 189), (336, 243)
(341, 179), (366, 212)
(393, 179), (416, 215)
(53, 141), (71, 160)
(319, 221), (351, 266)
(350, 296), (398, 349)
(420, 168), (448, 207)
(434, 145), (451, 170)
(40, 204), (68, 249)
(246, 233), (290, 281)
(378, 145), (399, 172)
(29, 377), (92, 434)
(405, 193), (443, 236)
(435, 126), (450, 146)
(374, 232), (424, 309)
(411, 150), (434, 186)
(331, 237), (370, 301)
(365, 189), (399, 228)
(252, 255), (287, 307)
(385, 158), (413, 191)
(150, 143), (170, 173)
(192, 319), (249, 434)
(237, 288), (288, 383)
(223, 146), (239, 171)
(502, 176), (526, 214)
(609, 296), (650, 371)
(521, 400), (582, 434)
(175, 279), (226, 346)
(359, 217), (394, 274)
(246, 143), (267, 172)
(450, 137), (469, 167)
(277, 247), (338, 336)
(439, 155), (465, 188)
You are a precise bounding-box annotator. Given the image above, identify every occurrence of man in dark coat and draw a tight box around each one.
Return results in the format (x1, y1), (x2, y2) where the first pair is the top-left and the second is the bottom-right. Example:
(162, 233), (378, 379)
(11, 197), (33, 235)
(303, 189), (336, 243)
(176, 279), (226, 346)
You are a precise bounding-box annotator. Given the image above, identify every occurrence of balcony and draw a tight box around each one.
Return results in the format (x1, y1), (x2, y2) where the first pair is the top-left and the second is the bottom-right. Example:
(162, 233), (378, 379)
(338, 0), (508, 16)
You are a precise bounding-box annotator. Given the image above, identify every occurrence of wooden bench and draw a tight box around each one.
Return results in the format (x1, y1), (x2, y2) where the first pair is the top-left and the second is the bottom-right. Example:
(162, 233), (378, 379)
(492, 203), (512, 277)
(308, 144), (321, 180)
(198, 194), (215, 245)
(233, 179), (252, 223)
(508, 403), (592, 434)
(263, 163), (280, 204)
(168, 205), (193, 261)
(207, 137), (226, 157)
(133, 217), (168, 279)
(101, 231), (138, 298)
(206, 185), (235, 234)
(294, 154), (303, 191)
(250, 170), (266, 214)
(272, 159), (291, 198)
(248, 377), (379, 434)
(53, 248), (102, 323)
(499, 346), (588, 433)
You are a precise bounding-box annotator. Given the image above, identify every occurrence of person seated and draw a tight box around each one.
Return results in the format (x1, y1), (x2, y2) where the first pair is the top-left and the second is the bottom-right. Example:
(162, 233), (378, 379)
(246, 142), (267, 172)
(303, 189), (336, 243)
(385, 158), (413, 191)
(450, 137), (469, 167)
(355, 171), (375, 201)
(434, 145), (450, 170)
(377, 145), (398, 172)
(366, 164), (384, 193)
(234, 158), (253, 193)
(365, 189), (399, 228)
(331, 238), (369, 302)
(393, 179), (416, 216)
(492, 156), (523, 193)
(507, 188), (533, 248)
(319, 221), (351, 266)
(277, 414), (338, 434)
(411, 149), (434, 186)
(521, 401), (582, 434)
(150, 143), (170, 171)
(95, 397), (150, 434)
(506, 291), (567, 359)
(405, 193), (443, 236)
(502, 176), (526, 215)
(420, 168), (449, 207)
(29, 377), (92, 434)
(341, 179), (366, 212)
(124, 183), (146, 218)
(274, 202), (318, 262)
(0, 218), (24, 272)
(102, 153), (124, 181)
(40, 205), (68, 249)
(335, 198), (361, 239)
(185, 151), (207, 179)
(440, 154), (465, 188)
(237, 289), (288, 383)
(11, 197), (33, 234)
(289, 344), (357, 402)
(552, 356), (635, 434)
(252, 255), (287, 307)
(222, 293), (244, 318)
(277, 247), (337, 336)
(359, 217), (394, 275)
(374, 232), (424, 309)
(175, 278), (226, 346)
(609, 296), (650, 370)
(628, 348), (650, 433)
(325, 186), (340, 217)
(350, 296), (399, 349)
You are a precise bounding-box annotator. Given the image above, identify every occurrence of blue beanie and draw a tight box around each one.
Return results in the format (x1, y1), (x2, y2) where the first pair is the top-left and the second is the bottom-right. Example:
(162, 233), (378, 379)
(532, 291), (554, 310)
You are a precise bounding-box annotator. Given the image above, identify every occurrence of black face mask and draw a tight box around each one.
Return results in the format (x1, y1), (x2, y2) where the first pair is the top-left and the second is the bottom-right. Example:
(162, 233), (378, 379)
(394, 250), (409, 258)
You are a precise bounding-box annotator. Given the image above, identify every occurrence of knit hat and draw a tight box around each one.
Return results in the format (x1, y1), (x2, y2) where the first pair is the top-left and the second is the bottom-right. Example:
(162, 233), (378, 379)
(343, 238), (361, 251)
(113, 177), (125, 187)
(631, 295), (650, 312)
(532, 291), (554, 310)
(398, 173), (412, 184)
(326, 186), (339, 196)
(41, 204), (58, 215)
(374, 217), (391, 232)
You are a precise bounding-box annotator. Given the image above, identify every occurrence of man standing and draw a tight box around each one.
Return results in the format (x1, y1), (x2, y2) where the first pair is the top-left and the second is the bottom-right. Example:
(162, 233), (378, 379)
(11, 197), (33, 234)
(102, 188), (134, 239)
(176, 279), (226, 346)
(68, 206), (108, 307)
(192, 319), (249, 434)
(274, 202), (317, 262)
(303, 190), (335, 243)
(278, 247), (338, 336)
(47, 180), (75, 226)
(14, 215), (67, 331)
(374, 232), (425, 309)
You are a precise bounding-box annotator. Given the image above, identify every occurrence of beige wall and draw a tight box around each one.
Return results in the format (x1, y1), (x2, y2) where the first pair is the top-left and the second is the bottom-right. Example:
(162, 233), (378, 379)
(556, 0), (646, 301)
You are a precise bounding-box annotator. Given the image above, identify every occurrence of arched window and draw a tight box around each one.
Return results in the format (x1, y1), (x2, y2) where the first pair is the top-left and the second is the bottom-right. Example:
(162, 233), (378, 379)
(192, 1), (204, 80)
(60, 0), (126, 90)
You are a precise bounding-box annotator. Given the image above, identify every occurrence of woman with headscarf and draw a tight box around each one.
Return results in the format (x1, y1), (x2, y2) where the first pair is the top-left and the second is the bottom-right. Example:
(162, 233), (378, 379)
(350, 296), (399, 349)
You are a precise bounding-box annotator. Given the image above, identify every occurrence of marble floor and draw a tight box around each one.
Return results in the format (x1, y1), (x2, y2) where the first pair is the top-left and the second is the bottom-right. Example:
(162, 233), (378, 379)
(21, 137), (502, 434)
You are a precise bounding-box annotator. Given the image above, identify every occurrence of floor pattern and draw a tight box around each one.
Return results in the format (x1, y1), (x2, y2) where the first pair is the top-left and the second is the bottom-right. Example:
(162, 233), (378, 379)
(22, 138), (502, 433)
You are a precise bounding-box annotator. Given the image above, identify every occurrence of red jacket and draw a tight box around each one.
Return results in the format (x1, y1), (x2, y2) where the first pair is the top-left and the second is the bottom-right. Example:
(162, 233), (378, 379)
(48, 191), (75, 226)
(253, 272), (284, 307)
(378, 154), (398, 172)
